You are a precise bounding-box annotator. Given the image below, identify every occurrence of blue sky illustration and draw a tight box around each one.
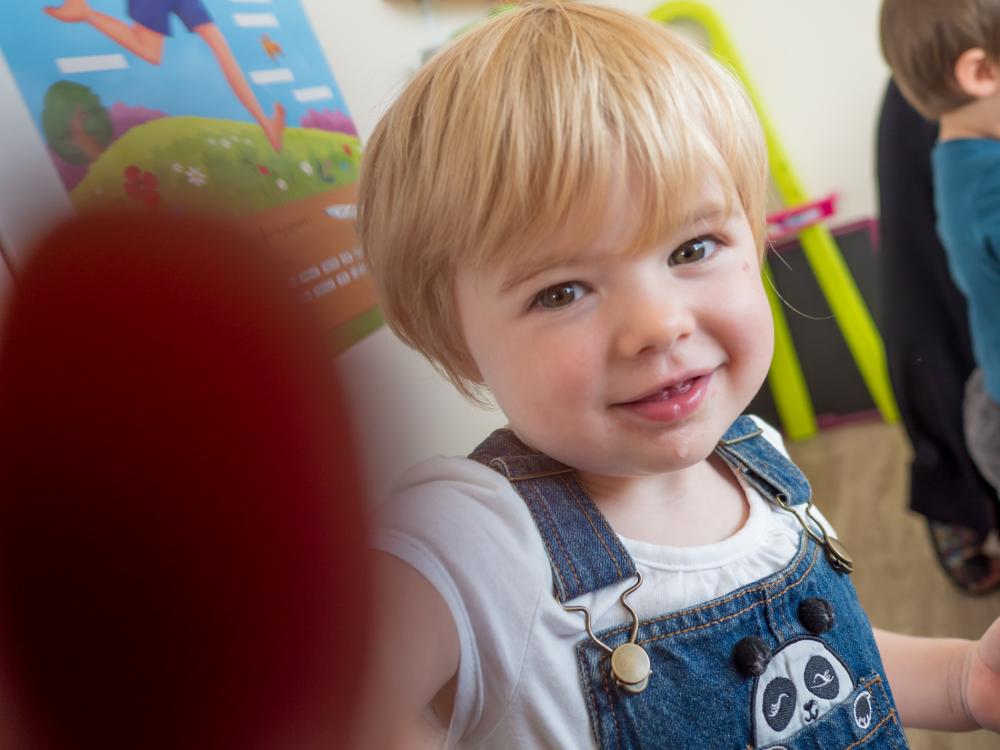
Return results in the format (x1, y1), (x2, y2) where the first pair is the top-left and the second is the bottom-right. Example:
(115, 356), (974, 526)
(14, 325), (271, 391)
(0, 1), (351, 128)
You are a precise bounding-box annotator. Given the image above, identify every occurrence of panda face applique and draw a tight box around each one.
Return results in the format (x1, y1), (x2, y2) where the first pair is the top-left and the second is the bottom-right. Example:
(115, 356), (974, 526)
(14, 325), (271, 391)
(752, 638), (852, 746)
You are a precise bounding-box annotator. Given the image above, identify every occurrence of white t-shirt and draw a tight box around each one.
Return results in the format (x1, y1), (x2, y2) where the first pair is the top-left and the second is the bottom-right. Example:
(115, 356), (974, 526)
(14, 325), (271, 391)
(372, 417), (829, 749)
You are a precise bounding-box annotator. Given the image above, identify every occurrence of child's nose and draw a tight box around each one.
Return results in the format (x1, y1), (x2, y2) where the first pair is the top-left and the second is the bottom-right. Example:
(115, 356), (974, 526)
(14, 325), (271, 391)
(613, 286), (695, 358)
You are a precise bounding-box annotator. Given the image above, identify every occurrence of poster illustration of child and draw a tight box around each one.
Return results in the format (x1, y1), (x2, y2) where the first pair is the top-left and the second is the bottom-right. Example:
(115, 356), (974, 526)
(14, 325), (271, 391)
(44, 0), (286, 151)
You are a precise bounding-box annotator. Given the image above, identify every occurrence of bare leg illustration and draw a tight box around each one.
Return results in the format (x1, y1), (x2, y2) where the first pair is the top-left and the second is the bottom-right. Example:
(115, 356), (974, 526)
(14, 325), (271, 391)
(46, 0), (163, 63)
(195, 23), (285, 151)
(45, 0), (285, 150)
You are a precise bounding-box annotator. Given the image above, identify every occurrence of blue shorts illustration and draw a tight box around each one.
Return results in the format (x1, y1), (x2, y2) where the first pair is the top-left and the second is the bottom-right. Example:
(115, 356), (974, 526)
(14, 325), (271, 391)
(128, 0), (213, 36)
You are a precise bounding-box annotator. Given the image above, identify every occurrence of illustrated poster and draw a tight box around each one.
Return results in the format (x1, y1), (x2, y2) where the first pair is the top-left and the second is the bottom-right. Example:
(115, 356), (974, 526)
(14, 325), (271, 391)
(0, 0), (379, 351)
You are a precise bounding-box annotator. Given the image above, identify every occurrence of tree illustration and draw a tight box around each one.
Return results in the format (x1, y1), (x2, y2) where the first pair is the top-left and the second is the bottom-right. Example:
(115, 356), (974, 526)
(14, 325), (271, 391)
(42, 81), (113, 165)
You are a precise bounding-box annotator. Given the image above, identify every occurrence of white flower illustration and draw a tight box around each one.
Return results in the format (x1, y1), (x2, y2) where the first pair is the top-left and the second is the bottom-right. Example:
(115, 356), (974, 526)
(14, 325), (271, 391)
(276, 178), (288, 191)
(299, 161), (314, 176)
(186, 167), (208, 187)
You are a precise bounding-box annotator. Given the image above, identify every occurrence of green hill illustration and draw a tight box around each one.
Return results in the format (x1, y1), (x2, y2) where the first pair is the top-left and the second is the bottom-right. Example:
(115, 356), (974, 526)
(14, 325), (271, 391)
(71, 116), (361, 214)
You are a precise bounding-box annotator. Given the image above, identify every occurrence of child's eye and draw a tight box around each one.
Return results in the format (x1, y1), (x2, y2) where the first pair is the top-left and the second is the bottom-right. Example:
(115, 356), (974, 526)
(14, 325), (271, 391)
(669, 236), (720, 266)
(534, 282), (588, 309)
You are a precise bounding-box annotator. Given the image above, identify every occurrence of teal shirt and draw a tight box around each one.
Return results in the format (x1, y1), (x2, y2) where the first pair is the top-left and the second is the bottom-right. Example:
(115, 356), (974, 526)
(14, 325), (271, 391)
(932, 138), (1000, 402)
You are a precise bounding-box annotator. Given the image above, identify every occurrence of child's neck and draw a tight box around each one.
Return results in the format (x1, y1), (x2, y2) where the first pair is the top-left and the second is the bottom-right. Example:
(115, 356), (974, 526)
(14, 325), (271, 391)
(939, 100), (1000, 142)
(579, 454), (749, 547)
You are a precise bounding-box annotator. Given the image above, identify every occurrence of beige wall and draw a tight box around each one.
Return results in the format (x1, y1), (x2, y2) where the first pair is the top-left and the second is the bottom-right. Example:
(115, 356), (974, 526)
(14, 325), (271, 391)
(309, 0), (891, 503)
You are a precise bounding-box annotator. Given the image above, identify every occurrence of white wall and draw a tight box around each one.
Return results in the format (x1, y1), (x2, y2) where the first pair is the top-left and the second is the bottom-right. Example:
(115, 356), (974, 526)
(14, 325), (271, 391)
(307, 0), (891, 503)
(0, 50), (77, 270)
(0, 2), (891, 504)
(307, 1), (889, 222)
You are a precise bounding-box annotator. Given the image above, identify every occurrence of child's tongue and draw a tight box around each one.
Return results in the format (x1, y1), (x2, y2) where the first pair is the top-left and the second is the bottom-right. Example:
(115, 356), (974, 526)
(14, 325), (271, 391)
(638, 378), (694, 403)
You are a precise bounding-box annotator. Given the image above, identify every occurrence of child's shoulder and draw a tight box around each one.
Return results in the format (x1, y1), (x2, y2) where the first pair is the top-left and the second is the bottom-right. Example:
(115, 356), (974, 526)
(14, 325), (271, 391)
(934, 138), (1000, 199)
(373, 453), (549, 570)
(381, 453), (524, 513)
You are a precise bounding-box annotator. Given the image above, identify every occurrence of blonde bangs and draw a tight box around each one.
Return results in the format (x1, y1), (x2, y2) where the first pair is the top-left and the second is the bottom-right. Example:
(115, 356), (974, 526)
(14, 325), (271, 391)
(358, 1), (768, 401)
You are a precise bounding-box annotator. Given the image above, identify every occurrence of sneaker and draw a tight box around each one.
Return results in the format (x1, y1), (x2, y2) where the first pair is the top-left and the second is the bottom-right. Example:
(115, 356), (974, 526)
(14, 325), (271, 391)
(927, 522), (1000, 595)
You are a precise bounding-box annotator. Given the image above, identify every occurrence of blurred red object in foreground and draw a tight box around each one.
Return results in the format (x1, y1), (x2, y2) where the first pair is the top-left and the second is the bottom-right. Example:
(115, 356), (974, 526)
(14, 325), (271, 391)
(0, 212), (369, 749)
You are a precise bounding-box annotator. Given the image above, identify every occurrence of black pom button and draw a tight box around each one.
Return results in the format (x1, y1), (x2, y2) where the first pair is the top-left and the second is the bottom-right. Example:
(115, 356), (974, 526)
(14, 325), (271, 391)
(732, 636), (771, 678)
(798, 597), (835, 635)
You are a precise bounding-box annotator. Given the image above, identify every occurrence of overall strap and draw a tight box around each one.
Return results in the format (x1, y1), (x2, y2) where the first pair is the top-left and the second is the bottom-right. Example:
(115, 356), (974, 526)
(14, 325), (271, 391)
(715, 415), (812, 507)
(469, 416), (811, 602)
(469, 429), (637, 603)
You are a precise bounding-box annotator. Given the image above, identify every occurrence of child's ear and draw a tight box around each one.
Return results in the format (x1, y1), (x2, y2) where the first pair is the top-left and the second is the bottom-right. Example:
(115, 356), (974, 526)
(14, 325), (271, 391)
(953, 48), (1000, 99)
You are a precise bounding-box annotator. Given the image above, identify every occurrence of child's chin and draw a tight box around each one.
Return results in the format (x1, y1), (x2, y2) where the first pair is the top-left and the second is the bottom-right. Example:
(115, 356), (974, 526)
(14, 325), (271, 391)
(627, 441), (720, 475)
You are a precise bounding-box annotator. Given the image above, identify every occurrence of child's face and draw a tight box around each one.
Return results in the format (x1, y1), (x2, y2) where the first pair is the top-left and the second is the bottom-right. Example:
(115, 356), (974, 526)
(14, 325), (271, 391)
(455, 177), (774, 480)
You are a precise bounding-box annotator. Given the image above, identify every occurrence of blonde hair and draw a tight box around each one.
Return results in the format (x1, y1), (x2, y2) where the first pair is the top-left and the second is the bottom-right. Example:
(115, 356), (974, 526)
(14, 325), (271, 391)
(880, 0), (1000, 119)
(358, 1), (767, 402)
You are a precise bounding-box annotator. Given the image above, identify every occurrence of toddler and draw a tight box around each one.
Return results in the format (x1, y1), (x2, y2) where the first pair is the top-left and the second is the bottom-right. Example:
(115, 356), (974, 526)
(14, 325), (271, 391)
(357, 3), (1000, 747)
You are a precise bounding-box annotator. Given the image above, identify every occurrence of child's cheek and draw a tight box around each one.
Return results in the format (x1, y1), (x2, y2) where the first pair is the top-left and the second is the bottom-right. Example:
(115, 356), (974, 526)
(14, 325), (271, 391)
(529, 341), (594, 403)
(732, 285), (775, 371)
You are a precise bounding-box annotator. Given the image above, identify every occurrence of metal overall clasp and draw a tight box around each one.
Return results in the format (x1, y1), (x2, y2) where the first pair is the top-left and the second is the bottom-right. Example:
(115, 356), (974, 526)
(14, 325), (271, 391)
(563, 572), (651, 694)
(774, 493), (855, 575)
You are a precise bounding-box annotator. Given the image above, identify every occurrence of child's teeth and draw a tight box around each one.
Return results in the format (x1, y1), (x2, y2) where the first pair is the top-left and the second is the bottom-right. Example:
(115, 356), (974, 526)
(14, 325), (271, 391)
(667, 380), (693, 396)
(643, 378), (696, 402)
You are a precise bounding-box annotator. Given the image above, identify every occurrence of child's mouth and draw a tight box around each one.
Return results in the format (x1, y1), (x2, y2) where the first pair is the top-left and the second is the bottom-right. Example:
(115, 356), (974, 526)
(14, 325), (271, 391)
(635, 378), (696, 402)
(618, 373), (712, 423)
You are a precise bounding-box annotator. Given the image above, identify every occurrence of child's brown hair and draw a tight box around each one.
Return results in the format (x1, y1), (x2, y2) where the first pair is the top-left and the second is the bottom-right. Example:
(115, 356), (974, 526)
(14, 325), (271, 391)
(880, 0), (1000, 119)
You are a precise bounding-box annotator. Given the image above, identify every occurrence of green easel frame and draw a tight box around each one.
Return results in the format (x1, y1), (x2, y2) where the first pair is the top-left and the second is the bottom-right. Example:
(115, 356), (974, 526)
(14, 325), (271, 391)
(650, 1), (899, 439)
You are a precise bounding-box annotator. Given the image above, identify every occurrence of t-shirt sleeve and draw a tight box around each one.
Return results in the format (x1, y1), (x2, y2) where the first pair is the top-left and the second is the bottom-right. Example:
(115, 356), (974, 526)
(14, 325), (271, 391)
(371, 456), (550, 745)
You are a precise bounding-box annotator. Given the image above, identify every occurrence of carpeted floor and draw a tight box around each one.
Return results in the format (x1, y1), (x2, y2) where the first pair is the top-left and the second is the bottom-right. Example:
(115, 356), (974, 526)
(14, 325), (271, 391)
(787, 419), (1000, 750)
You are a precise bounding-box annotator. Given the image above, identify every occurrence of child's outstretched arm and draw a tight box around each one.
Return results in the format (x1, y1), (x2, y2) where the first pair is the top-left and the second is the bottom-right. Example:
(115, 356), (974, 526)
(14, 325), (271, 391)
(874, 617), (1000, 732)
(353, 551), (460, 749)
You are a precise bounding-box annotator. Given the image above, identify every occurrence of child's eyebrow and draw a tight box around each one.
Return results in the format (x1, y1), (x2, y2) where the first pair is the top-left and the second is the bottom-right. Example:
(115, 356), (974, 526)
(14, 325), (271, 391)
(496, 203), (734, 295)
(683, 204), (732, 228)
(498, 258), (582, 295)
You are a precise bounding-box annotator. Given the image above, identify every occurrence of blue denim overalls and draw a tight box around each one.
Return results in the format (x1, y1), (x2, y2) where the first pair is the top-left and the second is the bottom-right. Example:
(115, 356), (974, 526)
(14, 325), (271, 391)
(470, 416), (908, 749)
